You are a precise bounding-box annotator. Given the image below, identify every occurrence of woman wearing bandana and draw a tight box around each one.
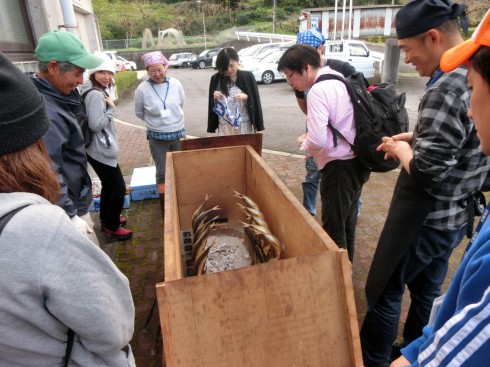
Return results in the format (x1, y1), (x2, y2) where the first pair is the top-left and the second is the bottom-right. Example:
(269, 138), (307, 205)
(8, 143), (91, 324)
(135, 51), (186, 193)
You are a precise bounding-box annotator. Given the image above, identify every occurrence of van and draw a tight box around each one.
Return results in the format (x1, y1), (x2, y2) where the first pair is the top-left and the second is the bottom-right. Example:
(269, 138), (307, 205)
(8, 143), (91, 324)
(324, 40), (376, 79)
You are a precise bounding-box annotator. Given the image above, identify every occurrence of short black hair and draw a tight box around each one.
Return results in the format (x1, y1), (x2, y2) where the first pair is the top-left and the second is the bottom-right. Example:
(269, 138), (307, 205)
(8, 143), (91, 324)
(277, 44), (320, 74)
(471, 46), (490, 86)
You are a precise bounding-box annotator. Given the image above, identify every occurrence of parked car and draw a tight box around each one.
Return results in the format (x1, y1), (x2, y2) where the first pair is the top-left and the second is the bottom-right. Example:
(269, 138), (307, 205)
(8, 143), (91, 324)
(169, 52), (196, 68)
(324, 40), (376, 79)
(242, 49), (286, 85)
(239, 42), (283, 63)
(117, 56), (137, 71)
(103, 50), (126, 72)
(191, 48), (221, 69)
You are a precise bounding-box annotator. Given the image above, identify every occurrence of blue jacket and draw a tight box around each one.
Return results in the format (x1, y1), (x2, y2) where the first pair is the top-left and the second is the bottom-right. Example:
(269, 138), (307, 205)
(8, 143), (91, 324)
(402, 210), (490, 366)
(32, 78), (92, 217)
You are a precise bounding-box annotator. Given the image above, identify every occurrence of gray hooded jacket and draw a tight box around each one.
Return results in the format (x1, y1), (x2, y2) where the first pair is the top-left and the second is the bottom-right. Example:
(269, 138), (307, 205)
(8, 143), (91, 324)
(0, 192), (135, 366)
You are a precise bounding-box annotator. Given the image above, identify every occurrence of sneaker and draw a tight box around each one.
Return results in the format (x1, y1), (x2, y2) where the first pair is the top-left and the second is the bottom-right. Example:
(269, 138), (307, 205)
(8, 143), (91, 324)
(105, 226), (132, 241)
(101, 216), (127, 229)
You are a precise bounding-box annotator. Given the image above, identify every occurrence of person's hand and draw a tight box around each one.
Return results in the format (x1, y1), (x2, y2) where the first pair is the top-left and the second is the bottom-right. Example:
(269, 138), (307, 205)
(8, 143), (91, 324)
(296, 133), (307, 147)
(213, 91), (223, 101)
(71, 215), (94, 235)
(391, 132), (413, 143)
(233, 93), (248, 102)
(105, 96), (115, 108)
(390, 355), (411, 367)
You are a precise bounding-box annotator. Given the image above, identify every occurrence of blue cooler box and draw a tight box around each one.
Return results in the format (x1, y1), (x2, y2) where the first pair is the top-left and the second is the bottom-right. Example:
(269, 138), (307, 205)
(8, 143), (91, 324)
(130, 166), (159, 201)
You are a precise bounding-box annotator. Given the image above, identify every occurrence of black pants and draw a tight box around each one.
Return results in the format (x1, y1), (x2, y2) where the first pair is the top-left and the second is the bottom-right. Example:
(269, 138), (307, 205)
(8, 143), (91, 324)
(320, 158), (370, 262)
(87, 155), (126, 230)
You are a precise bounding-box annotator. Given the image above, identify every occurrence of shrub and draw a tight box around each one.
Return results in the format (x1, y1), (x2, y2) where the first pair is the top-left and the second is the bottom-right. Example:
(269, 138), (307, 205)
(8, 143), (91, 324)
(114, 71), (138, 94)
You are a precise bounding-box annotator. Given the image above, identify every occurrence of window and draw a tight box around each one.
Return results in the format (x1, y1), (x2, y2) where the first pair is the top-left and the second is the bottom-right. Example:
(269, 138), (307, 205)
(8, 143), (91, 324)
(328, 43), (343, 53)
(0, 0), (35, 60)
(349, 44), (369, 57)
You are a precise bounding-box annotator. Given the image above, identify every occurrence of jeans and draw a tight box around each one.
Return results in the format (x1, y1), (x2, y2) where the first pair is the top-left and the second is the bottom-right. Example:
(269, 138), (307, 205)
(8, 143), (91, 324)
(87, 155), (126, 230)
(149, 137), (181, 184)
(302, 156), (321, 216)
(320, 158), (370, 262)
(360, 224), (467, 366)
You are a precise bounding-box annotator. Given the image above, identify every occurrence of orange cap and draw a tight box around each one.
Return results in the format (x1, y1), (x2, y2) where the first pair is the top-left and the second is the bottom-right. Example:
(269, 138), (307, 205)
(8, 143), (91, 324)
(441, 9), (490, 72)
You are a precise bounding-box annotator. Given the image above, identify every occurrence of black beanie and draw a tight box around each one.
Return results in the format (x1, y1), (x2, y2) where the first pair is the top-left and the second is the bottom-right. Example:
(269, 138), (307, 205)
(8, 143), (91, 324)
(0, 52), (50, 156)
(396, 0), (466, 40)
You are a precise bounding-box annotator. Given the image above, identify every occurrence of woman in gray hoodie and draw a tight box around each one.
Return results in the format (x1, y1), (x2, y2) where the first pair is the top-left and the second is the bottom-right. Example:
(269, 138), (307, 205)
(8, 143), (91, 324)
(83, 54), (132, 240)
(0, 52), (135, 366)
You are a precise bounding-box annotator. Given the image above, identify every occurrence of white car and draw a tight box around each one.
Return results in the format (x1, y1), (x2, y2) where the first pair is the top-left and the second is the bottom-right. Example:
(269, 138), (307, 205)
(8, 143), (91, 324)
(239, 42), (283, 63)
(117, 56), (137, 71)
(242, 50), (285, 84)
(103, 51), (126, 72)
(324, 40), (376, 79)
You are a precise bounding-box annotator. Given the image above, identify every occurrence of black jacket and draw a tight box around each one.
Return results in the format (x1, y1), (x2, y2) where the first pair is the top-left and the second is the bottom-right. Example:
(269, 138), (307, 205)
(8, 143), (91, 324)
(207, 70), (264, 133)
(32, 78), (92, 217)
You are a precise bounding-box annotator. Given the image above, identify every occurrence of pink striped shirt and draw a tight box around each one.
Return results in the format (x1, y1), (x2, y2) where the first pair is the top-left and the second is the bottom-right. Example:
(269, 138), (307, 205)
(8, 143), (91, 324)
(300, 67), (356, 170)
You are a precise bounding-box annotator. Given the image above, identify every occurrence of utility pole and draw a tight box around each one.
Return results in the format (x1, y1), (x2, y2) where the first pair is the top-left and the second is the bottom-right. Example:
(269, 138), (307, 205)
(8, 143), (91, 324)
(197, 0), (207, 49)
(273, 0), (277, 34)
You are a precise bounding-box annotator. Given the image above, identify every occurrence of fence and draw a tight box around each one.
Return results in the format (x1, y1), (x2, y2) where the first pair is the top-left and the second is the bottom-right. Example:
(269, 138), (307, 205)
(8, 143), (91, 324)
(102, 28), (296, 51)
(235, 31), (296, 43)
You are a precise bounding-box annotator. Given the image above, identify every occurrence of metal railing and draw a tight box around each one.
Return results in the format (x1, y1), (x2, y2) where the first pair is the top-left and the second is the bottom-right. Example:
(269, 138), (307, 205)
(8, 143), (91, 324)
(235, 31), (296, 43)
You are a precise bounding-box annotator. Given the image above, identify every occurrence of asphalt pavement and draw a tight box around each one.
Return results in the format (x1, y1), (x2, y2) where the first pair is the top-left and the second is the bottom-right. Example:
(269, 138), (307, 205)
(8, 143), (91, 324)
(93, 65), (463, 367)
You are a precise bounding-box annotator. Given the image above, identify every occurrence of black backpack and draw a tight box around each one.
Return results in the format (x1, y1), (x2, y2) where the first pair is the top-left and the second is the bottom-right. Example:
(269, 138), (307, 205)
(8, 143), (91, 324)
(314, 71), (409, 172)
(75, 87), (106, 148)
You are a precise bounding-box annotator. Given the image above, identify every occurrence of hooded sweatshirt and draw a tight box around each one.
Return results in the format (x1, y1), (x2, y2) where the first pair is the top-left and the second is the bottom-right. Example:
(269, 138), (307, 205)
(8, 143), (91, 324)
(0, 192), (135, 366)
(80, 82), (119, 167)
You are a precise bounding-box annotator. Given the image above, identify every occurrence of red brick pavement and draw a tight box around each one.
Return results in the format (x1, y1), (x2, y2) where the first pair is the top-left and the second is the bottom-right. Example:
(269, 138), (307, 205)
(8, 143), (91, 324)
(93, 121), (466, 367)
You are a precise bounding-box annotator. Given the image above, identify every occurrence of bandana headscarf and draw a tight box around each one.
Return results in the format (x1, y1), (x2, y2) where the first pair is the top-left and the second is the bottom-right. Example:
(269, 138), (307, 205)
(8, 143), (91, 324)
(142, 51), (170, 68)
(296, 27), (326, 47)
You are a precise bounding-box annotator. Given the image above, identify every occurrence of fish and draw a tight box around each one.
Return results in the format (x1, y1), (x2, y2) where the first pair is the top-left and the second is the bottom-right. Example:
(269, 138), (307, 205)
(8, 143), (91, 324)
(243, 222), (271, 235)
(191, 222), (215, 262)
(261, 232), (282, 260)
(192, 205), (220, 234)
(191, 194), (210, 231)
(192, 244), (213, 276)
(194, 215), (219, 241)
(237, 203), (265, 220)
(233, 190), (260, 211)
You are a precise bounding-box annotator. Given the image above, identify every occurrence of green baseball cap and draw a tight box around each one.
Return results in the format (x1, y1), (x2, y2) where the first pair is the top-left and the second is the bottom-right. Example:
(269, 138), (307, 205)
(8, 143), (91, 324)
(35, 30), (104, 69)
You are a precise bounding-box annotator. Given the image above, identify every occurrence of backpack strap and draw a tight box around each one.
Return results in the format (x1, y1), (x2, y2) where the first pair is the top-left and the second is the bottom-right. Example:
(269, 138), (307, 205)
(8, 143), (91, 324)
(81, 87), (106, 100)
(0, 205), (74, 366)
(314, 74), (355, 150)
(0, 205), (29, 235)
(64, 329), (75, 367)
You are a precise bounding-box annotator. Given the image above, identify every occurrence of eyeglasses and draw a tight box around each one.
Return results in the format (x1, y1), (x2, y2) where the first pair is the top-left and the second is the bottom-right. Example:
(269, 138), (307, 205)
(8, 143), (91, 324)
(282, 71), (295, 81)
(148, 68), (165, 75)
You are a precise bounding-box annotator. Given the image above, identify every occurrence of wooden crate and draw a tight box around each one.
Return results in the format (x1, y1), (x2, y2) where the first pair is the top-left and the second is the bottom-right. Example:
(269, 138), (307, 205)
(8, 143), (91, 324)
(156, 145), (362, 367)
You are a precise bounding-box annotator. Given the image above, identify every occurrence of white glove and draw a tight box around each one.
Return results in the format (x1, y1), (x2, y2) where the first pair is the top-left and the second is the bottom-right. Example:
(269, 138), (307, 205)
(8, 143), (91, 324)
(71, 215), (94, 236)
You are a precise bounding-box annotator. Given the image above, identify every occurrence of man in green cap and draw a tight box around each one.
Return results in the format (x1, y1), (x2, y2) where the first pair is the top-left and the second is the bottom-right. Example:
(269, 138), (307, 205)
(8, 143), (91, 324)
(32, 30), (104, 245)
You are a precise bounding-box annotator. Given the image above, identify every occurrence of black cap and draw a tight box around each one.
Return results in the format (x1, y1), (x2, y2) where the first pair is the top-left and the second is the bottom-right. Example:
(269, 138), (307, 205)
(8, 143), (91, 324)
(0, 52), (50, 155)
(396, 0), (466, 40)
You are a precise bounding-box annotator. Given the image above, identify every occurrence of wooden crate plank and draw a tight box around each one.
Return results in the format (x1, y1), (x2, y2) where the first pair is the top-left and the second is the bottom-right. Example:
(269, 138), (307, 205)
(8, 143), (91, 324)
(159, 251), (360, 367)
(171, 147), (247, 230)
(243, 146), (339, 256)
(181, 134), (263, 156)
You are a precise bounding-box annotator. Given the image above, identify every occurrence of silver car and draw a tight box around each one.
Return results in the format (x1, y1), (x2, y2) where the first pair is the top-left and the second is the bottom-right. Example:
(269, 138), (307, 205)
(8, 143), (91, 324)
(243, 50), (286, 85)
(169, 53), (196, 68)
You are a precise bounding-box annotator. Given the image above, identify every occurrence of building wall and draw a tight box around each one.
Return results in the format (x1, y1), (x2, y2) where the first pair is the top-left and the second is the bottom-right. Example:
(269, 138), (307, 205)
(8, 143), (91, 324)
(301, 5), (402, 40)
(3, 0), (100, 71)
